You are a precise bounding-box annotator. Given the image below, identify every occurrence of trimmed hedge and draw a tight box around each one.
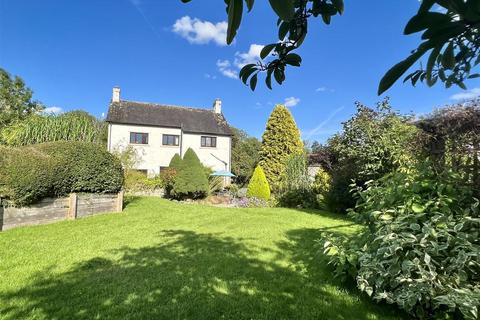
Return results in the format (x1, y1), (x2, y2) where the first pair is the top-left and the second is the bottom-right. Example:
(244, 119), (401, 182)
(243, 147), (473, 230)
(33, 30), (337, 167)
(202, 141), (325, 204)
(247, 166), (271, 201)
(0, 142), (123, 206)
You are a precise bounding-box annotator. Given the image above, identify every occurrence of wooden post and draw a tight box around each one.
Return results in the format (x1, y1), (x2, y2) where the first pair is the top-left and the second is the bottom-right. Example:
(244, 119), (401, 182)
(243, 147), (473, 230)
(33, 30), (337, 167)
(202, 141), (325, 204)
(67, 193), (77, 219)
(116, 191), (124, 212)
(0, 206), (4, 231)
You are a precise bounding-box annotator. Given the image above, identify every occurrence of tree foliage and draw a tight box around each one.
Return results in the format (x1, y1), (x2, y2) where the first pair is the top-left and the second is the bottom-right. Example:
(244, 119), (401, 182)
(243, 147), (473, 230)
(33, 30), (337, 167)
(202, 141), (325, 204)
(172, 148), (209, 199)
(0, 68), (44, 128)
(379, 0), (480, 94)
(326, 98), (419, 212)
(1, 111), (107, 146)
(259, 105), (303, 190)
(246, 165), (271, 201)
(230, 127), (261, 185)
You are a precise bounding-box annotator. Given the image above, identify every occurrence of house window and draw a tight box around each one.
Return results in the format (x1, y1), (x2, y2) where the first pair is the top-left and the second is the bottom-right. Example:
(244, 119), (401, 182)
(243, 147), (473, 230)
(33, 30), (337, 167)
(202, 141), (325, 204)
(130, 132), (149, 144)
(162, 134), (179, 146)
(201, 136), (217, 148)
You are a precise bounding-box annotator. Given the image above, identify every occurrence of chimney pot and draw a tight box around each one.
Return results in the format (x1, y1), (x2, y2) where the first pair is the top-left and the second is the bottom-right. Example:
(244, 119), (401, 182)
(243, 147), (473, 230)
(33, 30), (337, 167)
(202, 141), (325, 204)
(213, 98), (222, 114)
(112, 87), (121, 103)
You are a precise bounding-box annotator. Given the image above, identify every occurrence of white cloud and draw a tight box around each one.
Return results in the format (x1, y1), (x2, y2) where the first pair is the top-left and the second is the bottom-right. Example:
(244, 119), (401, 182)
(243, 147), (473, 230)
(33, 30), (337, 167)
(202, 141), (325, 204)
(315, 86), (335, 93)
(234, 44), (264, 68)
(215, 44), (268, 79)
(216, 60), (238, 79)
(204, 73), (217, 80)
(450, 88), (480, 101)
(173, 16), (228, 46)
(43, 106), (63, 114)
(284, 97), (300, 107)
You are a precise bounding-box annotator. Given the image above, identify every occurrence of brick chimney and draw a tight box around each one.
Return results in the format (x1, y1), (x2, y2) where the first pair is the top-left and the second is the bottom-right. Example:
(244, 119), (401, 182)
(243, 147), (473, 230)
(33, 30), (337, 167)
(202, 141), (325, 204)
(213, 98), (222, 114)
(112, 86), (121, 103)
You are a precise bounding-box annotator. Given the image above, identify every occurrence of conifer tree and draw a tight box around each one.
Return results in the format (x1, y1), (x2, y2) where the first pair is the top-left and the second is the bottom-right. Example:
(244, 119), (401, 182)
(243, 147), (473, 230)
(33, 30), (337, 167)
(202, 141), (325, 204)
(169, 153), (182, 170)
(172, 148), (208, 199)
(247, 166), (271, 201)
(259, 105), (303, 190)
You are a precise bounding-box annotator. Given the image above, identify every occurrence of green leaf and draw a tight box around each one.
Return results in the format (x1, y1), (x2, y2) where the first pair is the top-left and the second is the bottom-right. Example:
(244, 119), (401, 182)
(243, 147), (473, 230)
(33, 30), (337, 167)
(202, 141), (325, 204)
(331, 0), (344, 14)
(265, 68), (274, 89)
(404, 12), (451, 35)
(321, 14), (331, 25)
(249, 73), (258, 91)
(284, 53), (302, 66)
(412, 203), (426, 213)
(260, 44), (276, 59)
(278, 21), (290, 40)
(418, 0), (436, 13)
(226, 0), (243, 45)
(441, 42), (455, 70)
(268, 0), (295, 21)
(378, 44), (430, 95)
(240, 64), (257, 84)
(245, 0), (254, 12)
(274, 68), (284, 85)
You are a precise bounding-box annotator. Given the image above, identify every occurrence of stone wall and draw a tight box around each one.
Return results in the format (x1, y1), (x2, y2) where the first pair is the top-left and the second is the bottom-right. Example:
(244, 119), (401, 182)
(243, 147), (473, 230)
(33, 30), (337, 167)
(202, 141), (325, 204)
(0, 192), (123, 231)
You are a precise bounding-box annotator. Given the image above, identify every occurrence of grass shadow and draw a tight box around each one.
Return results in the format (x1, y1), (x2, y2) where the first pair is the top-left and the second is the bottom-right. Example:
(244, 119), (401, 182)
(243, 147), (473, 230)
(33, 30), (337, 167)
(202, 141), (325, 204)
(0, 229), (404, 320)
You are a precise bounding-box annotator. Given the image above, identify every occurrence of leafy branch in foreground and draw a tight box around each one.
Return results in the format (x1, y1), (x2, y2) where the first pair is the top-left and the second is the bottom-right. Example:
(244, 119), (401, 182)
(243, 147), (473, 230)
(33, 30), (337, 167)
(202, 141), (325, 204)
(378, 0), (480, 94)
(181, 0), (344, 90)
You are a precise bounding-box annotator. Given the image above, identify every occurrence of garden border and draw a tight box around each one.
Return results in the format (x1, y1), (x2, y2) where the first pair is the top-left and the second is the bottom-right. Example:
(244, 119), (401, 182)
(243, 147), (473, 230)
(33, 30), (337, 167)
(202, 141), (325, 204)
(0, 191), (124, 231)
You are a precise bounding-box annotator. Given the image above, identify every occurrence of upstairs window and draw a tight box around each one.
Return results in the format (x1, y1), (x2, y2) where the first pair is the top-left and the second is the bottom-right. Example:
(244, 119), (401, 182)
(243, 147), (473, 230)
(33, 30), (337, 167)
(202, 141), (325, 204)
(201, 136), (217, 148)
(130, 132), (149, 144)
(162, 134), (179, 146)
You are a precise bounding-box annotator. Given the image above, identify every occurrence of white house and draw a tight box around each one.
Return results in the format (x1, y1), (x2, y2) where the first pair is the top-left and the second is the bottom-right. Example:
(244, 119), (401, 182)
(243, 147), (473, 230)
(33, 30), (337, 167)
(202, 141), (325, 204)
(106, 87), (233, 177)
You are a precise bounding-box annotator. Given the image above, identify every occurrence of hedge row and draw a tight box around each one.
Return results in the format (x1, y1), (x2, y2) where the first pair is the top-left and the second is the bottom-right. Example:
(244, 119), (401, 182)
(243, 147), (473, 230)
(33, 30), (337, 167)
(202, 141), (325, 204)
(0, 141), (123, 206)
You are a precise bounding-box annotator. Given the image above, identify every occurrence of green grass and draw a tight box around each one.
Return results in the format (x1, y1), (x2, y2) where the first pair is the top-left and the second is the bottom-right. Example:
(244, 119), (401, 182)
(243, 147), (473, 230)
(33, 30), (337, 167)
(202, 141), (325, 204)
(0, 197), (404, 320)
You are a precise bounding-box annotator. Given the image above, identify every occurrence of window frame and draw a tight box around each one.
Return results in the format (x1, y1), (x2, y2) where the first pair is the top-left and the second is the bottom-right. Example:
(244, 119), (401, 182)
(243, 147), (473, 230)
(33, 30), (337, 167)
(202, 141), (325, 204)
(201, 136), (217, 148)
(129, 132), (149, 145)
(162, 134), (180, 146)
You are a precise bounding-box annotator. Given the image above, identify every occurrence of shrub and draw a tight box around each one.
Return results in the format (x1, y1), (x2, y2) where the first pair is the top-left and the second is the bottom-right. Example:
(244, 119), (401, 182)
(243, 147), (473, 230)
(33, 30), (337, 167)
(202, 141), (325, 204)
(161, 154), (183, 197)
(172, 148), (208, 199)
(277, 188), (318, 209)
(169, 153), (182, 169)
(124, 171), (163, 193)
(247, 166), (271, 201)
(277, 153), (317, 208)
(36, 142), (123, 195)
(312, 168), (331, 208)
(0, 146), (56, 206)
(208, 176), (223, 195)
(326, 98), (419, 213)
(124, 171), (149, 192)
(323, 165), (480, 319)
(0, 142), (123, 206)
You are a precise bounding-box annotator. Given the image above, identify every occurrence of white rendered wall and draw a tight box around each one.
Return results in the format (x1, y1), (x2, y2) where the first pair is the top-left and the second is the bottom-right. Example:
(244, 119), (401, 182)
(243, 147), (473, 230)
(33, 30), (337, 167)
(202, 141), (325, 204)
(108, 123), (231, 177)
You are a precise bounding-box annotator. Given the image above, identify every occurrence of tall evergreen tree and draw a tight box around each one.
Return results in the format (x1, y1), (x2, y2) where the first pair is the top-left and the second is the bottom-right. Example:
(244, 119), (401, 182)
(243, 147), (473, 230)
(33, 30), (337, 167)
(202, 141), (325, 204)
(259, 105), (303, 190)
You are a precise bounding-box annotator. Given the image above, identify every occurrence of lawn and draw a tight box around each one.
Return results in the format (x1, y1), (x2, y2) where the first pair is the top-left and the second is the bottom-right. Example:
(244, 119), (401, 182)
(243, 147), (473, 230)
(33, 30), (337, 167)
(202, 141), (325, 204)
(0, 197), (404, 320)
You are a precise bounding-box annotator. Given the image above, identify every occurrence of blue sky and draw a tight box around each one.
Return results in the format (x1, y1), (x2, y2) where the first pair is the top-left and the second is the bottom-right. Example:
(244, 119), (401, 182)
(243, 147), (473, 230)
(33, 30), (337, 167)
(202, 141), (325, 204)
(1, 0), (479, 142)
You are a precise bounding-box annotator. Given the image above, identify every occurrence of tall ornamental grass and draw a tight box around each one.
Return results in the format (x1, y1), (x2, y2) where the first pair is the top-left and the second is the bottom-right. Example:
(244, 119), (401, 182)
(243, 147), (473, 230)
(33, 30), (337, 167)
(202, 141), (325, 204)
(1, 111), (107, 146)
